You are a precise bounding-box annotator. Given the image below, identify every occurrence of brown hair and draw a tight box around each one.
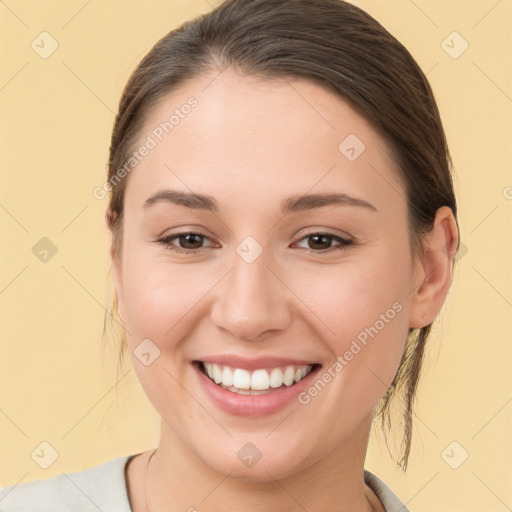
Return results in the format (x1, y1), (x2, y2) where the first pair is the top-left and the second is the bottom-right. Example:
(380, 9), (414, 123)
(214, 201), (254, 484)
(103, 0), (460, 471)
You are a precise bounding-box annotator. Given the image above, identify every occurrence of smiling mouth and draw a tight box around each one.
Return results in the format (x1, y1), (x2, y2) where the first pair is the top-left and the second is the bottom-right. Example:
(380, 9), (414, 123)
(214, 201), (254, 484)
(194, 360), (321, 395)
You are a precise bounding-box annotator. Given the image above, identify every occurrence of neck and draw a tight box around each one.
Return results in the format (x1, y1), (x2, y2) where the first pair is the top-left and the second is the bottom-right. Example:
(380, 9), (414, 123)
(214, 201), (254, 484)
(144, 413), (381, 512)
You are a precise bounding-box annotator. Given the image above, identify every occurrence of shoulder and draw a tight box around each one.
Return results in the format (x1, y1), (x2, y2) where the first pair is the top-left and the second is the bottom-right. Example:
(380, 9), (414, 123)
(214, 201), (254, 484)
(364, 469), (409, 512)
(0, 454), (135, 511)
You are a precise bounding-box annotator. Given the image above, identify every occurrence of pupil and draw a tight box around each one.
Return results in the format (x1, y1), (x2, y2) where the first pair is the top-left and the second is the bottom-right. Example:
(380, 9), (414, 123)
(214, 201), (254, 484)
(182, 234), (202, 249)
(310, 235), (330, 250)
(178, 234), (332, 250)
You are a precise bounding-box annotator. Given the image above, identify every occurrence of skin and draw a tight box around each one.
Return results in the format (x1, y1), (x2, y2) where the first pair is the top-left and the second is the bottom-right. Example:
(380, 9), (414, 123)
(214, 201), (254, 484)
(112, 68), (459, 511)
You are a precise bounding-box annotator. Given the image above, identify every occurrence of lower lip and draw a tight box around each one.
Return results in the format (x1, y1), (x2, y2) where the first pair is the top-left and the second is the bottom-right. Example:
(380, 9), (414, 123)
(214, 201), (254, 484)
(193, 363), (321, 417)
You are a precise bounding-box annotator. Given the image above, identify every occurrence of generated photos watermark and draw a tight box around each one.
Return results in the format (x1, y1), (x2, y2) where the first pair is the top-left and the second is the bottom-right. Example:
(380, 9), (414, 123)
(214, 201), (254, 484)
(298, 301), (403, 405)
(93, 96), (198, 200)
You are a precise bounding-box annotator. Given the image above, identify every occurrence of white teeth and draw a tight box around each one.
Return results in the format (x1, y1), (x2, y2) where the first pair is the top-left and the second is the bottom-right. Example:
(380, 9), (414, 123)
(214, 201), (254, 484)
(269, 368), (283, 388)
(221, 366), (233, 386)
(212, 364), (222, 384)
(283, 366), (295, 386)
(201, 362), (314, 392)
(204, 363), (214, 380)
(232, 368), (251, 389)
(251, 369), (270, 390)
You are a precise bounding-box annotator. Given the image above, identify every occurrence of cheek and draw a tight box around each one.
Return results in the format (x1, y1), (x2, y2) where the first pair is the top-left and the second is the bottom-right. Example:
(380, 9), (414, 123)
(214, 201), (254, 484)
(122, 263), (202, 339)
(119, 257), (214, 411)
(295, 251), (408, 333)
(292, 250), (410, 389)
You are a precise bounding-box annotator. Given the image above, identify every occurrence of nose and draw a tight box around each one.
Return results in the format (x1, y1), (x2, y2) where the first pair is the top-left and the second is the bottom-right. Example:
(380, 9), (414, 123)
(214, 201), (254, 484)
(210, 246), (292, 342)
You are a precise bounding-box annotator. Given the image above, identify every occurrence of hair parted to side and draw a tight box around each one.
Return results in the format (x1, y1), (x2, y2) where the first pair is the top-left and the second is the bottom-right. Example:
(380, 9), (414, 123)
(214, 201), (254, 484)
(102, 0), (460, 471)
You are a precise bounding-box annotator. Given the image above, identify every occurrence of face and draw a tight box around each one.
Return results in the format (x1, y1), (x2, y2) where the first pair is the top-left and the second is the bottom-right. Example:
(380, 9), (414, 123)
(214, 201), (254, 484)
(113, 68), (420, 480)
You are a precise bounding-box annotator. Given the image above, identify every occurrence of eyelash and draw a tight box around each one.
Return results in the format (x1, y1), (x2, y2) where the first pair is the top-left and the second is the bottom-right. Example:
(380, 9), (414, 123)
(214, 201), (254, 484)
(156, 230), (354, 255)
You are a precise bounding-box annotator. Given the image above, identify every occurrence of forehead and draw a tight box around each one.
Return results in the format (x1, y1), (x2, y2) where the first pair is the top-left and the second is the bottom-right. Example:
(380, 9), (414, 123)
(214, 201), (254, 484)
(124, 69), (403, 216)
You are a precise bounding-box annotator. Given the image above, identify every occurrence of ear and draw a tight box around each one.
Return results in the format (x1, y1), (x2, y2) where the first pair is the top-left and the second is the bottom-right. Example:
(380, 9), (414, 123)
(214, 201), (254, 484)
(408, 206), (459, 329)
(110, 237), (125, 323)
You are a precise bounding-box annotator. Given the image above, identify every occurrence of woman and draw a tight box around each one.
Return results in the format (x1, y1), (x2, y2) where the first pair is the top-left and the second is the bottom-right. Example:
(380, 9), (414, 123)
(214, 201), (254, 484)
(0, 0), (460, 510)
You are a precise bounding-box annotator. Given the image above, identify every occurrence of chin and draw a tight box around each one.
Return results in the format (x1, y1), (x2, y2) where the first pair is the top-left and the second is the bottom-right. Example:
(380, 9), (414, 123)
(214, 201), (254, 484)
(194, 437), (313, 482)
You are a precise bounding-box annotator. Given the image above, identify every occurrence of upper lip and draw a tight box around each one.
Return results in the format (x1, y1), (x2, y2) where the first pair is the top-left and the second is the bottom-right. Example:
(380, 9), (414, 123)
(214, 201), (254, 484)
(195, 355), (320, 371)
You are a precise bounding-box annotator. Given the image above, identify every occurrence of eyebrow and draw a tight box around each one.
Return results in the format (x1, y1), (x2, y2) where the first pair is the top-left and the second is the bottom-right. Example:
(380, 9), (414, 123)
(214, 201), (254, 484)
(143, 189), (378, 213)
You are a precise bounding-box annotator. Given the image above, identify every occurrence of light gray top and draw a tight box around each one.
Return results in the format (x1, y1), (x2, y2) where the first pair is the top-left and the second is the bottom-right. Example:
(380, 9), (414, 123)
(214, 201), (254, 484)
(0, 454), (409, 511)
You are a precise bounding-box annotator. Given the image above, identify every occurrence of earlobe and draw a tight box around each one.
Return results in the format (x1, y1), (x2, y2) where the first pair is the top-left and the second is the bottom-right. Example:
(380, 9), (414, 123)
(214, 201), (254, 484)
(113, 267), (124, 323)
(110, 243), (125, 323)
(408, 206), (459, 329)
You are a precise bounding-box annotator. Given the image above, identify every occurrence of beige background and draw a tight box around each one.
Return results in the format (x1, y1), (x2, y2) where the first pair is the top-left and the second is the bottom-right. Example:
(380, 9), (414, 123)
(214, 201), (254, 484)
(0, 0), (510, 510)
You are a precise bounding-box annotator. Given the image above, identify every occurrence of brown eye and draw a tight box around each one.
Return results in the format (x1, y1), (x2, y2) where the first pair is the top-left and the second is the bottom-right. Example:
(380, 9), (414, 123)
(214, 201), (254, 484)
(176, 233), (205, 250)
(295, 232), (353, 253)
(157, 231), (214, 253)
(307, 234), (334, 250)
(156, 231), (353, 255)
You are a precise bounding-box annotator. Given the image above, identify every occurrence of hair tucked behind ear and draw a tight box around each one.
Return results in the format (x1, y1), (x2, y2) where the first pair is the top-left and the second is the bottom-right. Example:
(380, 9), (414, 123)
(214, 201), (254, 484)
(102, 0), (460, 471)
